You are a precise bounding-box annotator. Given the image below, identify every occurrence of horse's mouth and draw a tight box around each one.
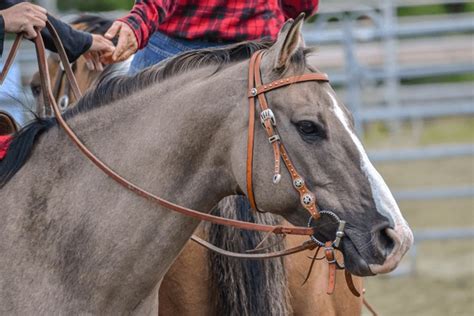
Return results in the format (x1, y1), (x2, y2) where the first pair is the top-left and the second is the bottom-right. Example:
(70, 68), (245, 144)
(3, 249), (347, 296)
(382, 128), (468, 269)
(339, 224), (413, 276)
(339, 236), (374, 277)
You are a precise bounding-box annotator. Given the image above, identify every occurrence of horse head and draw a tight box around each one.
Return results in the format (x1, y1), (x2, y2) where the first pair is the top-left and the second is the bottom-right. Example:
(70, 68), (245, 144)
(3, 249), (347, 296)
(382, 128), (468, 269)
(30, 15), (115, 117)
(231, 16), (413, 276)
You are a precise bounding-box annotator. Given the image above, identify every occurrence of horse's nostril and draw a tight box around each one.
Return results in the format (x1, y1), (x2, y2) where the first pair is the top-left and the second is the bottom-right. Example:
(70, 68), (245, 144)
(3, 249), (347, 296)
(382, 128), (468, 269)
(377, 228), (395, 258)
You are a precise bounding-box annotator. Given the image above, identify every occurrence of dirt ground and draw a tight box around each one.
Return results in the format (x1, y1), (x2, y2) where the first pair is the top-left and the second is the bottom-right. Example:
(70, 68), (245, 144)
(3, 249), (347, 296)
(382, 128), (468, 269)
(361, 155), (474, 315)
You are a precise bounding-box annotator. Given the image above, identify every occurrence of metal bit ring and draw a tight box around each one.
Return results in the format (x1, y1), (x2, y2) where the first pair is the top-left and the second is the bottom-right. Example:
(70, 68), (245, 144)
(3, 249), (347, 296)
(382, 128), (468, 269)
(307, 210), (345, 248)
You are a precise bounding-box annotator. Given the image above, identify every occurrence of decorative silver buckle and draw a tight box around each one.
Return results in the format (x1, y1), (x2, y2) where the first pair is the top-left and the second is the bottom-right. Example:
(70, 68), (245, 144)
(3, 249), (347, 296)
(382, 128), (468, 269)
(268, 135), (280, 143)
(260, 109), (276, 127)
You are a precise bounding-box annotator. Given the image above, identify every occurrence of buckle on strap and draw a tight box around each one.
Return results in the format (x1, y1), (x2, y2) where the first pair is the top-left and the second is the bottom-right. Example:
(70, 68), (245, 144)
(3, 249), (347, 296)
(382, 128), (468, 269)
(260, 109), (276, 127)
(268, 134), (280, 143)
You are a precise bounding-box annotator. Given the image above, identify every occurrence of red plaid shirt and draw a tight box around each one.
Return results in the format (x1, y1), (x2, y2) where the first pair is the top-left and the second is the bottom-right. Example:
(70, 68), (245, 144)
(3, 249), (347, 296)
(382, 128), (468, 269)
(119, 0), (319, 49)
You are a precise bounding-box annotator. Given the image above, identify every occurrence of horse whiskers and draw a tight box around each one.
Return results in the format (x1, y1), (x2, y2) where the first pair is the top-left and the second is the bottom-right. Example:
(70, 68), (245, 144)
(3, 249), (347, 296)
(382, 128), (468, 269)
(302, 247), (322, 285)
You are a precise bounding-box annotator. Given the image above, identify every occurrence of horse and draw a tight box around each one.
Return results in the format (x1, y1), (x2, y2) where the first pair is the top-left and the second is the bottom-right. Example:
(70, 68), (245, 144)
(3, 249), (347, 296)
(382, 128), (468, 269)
(1, 16), (413, 313)
(31, 14), (366, 315)
(30, 15), (123, 118)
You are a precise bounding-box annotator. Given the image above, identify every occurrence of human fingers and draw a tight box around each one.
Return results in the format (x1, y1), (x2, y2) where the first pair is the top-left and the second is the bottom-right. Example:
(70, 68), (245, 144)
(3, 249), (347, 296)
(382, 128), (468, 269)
(30, 16), (46, 30)
(115, 44), (135, 62)
(29, 4), (48, 21)
(111, 31), (130, 62)
(112, 29), (137, 62)
(91, 52), (104, 72)
(28, 3), (48, 15)
(32, 10), (47, 23)
(104, 21), (122, 40)
(90, 34), (115, 53)
(100, 51), (114, 65)
(22, 25), (38, 39)
(83, 52), (95, 71)
(84, 52), (104, 72)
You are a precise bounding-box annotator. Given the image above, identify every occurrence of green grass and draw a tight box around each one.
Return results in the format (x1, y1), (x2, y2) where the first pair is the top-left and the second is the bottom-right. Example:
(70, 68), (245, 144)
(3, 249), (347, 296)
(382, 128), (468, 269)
(363, 117), (474, 149)
(398, 3), (474, 16)
(419, 117), (474, 145)
(57, 0), (133, 11)
(402, 73), (474, 85)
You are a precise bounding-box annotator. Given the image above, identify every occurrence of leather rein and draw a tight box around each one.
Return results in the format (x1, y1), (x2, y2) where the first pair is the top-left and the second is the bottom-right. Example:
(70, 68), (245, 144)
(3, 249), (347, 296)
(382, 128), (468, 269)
(0, 21), (374, 302)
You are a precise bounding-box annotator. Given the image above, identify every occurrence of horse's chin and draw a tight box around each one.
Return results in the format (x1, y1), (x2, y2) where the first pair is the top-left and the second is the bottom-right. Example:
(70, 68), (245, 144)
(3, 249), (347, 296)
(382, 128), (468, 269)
(340, 237), (375, 277)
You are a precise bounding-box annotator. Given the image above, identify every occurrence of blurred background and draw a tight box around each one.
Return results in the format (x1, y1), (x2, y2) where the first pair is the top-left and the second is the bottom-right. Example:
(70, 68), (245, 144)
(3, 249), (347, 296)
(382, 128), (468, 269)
(1, 0), (473, 315)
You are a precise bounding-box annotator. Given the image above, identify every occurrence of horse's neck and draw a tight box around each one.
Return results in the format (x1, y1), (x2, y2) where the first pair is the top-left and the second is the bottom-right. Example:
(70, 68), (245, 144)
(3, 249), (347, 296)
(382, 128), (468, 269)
(1, 64), (244, 312)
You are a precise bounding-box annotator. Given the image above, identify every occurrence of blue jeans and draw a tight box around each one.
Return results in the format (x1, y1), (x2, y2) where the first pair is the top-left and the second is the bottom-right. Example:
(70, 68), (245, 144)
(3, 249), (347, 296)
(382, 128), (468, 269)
(129, 32), (223, 74)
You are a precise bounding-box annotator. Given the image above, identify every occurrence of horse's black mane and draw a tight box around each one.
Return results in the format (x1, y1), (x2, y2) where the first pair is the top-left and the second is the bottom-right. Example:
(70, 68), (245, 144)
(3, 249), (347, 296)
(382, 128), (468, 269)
(0, 13), (312, 186)
(70, 14), (114, 34)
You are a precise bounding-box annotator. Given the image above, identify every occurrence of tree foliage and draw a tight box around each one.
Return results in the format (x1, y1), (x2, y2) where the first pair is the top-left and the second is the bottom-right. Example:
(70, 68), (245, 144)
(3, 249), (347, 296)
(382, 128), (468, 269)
(58, 0), (133, 12)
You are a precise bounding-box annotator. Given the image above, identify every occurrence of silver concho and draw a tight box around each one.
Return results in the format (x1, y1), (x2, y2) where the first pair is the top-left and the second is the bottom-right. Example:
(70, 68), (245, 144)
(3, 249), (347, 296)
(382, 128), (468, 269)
(59, 95), (70, 111)
(250, 88), (257, 96)
(273, 173), (281, 184)
(293, 178), (304, 189)
(302, 193), (314, 205)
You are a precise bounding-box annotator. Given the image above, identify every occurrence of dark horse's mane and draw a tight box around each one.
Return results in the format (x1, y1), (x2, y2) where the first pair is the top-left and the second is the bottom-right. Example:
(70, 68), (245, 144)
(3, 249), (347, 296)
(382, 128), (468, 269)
(70, 14), (114, 34)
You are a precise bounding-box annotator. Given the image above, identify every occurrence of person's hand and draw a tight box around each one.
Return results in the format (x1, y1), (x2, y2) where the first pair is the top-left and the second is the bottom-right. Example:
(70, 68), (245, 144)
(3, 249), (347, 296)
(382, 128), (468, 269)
(0, 2), (48, 39)
(83, 34), (115, 71)
(104, 21), (138, 63)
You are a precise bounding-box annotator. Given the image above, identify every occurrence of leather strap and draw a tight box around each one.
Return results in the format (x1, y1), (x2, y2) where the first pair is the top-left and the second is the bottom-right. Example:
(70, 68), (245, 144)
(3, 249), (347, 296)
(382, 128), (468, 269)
(0, 21), (316, 237)
(0, 35), (22, 85)
(52, 67), (65, 100)
(191, 235), (317, 259)
(246, 51), (258, 211)
(246, 50), (327, 219)
(363, 295), (379, 316)
(325, 241), (337, 295)
(344, 269), (361, 297)
(247, 72), (329, 97)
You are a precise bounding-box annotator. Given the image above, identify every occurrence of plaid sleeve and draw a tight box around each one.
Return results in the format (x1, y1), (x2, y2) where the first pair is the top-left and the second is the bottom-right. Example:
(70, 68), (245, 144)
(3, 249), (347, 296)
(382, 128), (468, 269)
(280, 0), (319, 19)
(118, 0), (176, 49)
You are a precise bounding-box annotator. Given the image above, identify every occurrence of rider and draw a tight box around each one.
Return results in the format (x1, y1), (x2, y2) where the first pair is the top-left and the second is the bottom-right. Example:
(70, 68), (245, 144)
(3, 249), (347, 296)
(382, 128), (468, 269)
(0, 1), (114, 70)
(104, 0), (319, 73)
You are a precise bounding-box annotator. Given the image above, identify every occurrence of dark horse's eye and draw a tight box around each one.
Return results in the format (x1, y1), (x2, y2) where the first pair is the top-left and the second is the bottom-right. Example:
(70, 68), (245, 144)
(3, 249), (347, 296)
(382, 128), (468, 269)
(296, 120), (326, 141)
(31, 84), (41, 97)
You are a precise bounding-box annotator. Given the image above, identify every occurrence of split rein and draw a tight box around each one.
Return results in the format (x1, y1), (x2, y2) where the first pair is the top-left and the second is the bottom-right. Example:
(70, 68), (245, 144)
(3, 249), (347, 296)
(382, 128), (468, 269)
(0, 22), (369, 300)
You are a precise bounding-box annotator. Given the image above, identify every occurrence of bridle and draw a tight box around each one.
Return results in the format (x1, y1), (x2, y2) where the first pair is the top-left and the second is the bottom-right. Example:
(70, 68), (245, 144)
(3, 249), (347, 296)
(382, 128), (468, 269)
(246, 50), (328, 220)
(51, 57), (76, 111)
(0, 21), (374, 302)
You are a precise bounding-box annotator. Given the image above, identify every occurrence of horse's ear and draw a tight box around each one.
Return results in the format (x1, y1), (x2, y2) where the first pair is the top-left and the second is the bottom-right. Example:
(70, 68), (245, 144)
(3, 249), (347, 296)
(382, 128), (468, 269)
(271, 13), (306, 70)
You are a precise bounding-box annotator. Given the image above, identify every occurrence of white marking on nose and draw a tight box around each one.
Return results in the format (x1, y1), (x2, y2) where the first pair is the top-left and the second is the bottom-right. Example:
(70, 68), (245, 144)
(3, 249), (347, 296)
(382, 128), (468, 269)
(327, 93), (409, 230)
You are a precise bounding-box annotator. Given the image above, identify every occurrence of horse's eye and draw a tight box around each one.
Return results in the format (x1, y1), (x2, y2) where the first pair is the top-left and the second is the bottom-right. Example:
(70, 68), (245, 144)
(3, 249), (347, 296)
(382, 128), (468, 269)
(31, 84), (41, 97)
(296, 120), (326, 141)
